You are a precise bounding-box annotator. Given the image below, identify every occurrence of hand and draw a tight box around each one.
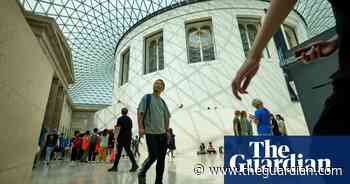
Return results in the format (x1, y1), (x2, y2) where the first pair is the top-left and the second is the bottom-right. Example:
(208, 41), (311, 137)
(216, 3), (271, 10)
(295, 40), (337, 64)
(139, 128), (145, 138)
(232, 55), (261, 100)
(166, 131), (171, 144)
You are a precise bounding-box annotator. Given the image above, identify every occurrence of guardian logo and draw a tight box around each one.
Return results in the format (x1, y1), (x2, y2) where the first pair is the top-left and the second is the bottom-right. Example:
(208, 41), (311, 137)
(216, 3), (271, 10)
(229, 140), (331, 171)
(224, 136), (348, 184)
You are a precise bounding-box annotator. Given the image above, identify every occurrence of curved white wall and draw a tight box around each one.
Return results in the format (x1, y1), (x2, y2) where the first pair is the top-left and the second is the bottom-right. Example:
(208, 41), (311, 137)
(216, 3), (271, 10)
(96, 0), (309, 153)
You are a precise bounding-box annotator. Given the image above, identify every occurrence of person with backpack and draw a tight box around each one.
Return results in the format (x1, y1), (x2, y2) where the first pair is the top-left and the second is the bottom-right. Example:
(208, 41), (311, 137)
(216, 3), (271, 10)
(44, 129), (59, 165)
(137, 79), (171, 184)
(108, 108), (138, 172)
(88, 128), (100, 162)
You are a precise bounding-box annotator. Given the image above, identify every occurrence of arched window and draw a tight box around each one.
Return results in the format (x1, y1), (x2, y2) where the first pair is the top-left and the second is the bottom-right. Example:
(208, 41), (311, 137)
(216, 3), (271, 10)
(186, 19), (215, 63)
(144, 31), (164, 74)
(238, 18), (271, 58)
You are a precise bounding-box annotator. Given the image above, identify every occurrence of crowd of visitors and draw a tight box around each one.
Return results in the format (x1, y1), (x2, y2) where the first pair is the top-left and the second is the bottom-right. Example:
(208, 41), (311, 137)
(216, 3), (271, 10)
(34, 126), (141, 167)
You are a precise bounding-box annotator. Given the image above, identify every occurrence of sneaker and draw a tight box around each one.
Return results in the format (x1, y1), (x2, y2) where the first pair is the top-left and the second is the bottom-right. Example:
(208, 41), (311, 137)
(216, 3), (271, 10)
(129, 165), (139, 172)
(108, 167), (118, 172)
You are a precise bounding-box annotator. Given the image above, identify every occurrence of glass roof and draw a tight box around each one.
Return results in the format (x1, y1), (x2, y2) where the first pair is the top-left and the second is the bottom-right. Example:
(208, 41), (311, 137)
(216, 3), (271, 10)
(19, 0), (335, 105)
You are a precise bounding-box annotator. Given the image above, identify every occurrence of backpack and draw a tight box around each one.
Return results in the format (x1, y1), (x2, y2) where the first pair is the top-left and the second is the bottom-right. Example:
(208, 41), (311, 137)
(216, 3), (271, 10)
(90, 134), (99, 145)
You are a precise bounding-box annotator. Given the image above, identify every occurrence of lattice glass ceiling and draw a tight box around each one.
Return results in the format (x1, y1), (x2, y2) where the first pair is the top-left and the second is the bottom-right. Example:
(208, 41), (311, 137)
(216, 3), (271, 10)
(19, 0), (335, 105)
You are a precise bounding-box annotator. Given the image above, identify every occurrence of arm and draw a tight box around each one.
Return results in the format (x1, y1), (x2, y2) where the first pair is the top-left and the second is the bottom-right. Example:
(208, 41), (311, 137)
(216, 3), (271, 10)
(232, 0), (297, 99)
(295, 34), (338, 63)
(137, 112), (145, 137)
(250, 0), (297, 58)
(165, 118), (170, 131)
(114, 126), (120, 143)
(233, 121), (239, 135)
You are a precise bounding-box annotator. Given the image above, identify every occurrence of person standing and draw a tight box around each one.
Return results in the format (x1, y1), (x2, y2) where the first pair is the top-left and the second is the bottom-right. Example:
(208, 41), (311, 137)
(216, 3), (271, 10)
(44, 129), (58, 165)
(99, 129), (109, 162)
(233, 110), (242, 136)
(81, 131), (90, 162)
(88, 128), (100, 162)
(137, 79), (171, 184)
(231, 0), (350, 135)
(276, 114), (288, 136)
(71, 131), (82, 162)
(132, 135), (141, 158)
(240, 111), (253, 136)
(271, 114), (282, 136)
(58, 133), (66, 160)
(108, 108), (138, 172)
(107, 131), (115, 157)
(167, 128), (176, 158)
(252, 99), (272, 136)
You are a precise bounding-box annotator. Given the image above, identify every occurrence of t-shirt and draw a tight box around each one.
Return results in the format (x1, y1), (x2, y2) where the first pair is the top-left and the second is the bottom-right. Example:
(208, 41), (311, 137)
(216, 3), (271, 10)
(137, 94), (171, 134)
(327, 0), (350, 81)
(71, 136), (82, 148)
(255, 108), (272, 135)
(90, 133), (99, 146)
(46, 134), (58, 147)
(100, 135), (108, 148)
(240, 118), (253, 136)
(116, 115), (133, 145)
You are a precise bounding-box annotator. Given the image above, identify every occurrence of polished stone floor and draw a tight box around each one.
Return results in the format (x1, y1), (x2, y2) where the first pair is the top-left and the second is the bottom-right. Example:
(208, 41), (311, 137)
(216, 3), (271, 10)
(32, 152), (224, 184)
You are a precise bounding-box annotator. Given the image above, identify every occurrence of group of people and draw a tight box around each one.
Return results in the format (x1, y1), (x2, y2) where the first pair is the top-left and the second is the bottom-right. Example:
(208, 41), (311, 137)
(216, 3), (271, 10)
(197, 142), (223, 155)
(233, 102), (287, 136)
(34, 79), (174, 184)
(233, 99), (287, 136)
(35, 126), (142, 166)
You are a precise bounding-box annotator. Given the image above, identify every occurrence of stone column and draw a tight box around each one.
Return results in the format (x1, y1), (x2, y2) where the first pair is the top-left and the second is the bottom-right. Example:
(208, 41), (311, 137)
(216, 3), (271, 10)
(52, 84), (65, 129)
(0, 1), (55, 183)
(42, 77), (59, 129)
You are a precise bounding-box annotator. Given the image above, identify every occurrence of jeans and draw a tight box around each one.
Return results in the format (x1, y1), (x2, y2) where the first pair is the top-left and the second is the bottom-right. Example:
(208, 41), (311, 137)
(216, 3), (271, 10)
(139, 134), (167, 183)
(112, 143), (137, 168)
(45, 146), (54, 162)
(88, 144), (96, 161)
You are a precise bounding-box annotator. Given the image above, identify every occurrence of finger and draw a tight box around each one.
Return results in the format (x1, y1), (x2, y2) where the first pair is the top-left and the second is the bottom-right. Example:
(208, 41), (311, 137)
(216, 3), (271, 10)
(301, 52), (310, 64)
(294, 48), (305, 57)
(241, 77), (252, 93)
(314, 45), (321, 58)
(308, 46), (317, 60)
(232, 79), (242, 100)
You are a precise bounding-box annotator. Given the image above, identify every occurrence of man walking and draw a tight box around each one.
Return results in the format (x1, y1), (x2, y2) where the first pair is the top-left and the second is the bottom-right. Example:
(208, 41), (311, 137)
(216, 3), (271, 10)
(108, 108), (138, 172)
(137, 79), (171, 184)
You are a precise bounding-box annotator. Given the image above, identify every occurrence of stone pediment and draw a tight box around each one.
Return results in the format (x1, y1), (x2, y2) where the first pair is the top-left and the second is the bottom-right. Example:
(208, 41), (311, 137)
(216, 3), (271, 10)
(25, 12), (74, 89)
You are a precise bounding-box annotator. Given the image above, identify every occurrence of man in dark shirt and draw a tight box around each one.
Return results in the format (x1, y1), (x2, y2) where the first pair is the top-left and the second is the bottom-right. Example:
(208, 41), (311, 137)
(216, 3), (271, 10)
(108, 108), (138, 172)
(232, 0), (349, 135)
(45, 129), (58, 165)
